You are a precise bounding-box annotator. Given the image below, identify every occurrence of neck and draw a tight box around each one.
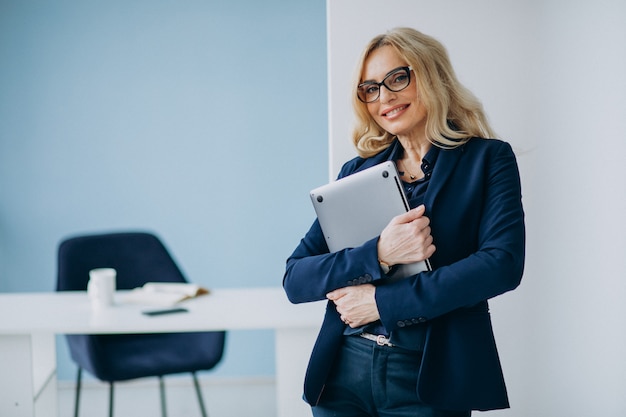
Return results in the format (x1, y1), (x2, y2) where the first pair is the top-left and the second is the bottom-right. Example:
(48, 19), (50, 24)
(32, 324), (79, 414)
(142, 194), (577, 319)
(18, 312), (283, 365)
(397, 135), (431, 163)
(395, 135), (431, 182)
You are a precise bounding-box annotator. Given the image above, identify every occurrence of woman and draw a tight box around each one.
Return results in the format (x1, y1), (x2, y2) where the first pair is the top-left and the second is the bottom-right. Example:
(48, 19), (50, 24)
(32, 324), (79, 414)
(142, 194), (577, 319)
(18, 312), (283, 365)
(283, 27), (525, 417)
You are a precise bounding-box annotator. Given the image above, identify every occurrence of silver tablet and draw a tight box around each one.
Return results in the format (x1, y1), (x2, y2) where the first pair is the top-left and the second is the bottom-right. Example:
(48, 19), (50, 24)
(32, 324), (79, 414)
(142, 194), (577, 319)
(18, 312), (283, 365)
(310, 161), (430, 276)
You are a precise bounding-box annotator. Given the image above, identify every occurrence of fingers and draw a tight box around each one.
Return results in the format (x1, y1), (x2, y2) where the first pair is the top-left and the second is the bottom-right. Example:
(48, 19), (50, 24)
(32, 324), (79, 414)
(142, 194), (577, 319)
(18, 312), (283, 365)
(328, 285), (379, 328)
(413, 228), (436, 259)
(326, 287), (346, 301)
(378, 204), (435, 265)
(390, 204), (426, 225)
(341, 316), (361, 328)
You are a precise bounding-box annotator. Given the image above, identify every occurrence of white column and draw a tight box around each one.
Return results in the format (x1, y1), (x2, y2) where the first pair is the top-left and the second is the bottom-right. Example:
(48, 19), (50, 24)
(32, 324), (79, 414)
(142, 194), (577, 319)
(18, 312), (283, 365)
(0, 334), (57, 417)
(275, 327), (319, 417)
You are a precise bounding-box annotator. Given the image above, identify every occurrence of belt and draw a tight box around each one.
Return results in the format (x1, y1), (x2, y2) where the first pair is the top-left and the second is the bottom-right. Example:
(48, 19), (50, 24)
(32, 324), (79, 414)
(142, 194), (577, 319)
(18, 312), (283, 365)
(360, 332), (394, 347)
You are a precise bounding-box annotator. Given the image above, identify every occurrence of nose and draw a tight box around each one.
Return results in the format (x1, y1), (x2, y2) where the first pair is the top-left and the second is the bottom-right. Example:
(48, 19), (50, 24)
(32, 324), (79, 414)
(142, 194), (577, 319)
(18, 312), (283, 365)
(378, 85), (396, 103)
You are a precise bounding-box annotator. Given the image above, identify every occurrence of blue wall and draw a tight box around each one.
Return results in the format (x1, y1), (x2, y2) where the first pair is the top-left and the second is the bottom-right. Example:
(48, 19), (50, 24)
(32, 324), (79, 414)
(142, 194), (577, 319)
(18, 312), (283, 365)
(0, 0), (328, 380)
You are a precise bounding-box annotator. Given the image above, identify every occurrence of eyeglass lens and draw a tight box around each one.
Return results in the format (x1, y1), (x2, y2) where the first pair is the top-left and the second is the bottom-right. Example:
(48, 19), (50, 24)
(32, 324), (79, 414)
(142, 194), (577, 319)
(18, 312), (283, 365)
(357, 67), (411, 103)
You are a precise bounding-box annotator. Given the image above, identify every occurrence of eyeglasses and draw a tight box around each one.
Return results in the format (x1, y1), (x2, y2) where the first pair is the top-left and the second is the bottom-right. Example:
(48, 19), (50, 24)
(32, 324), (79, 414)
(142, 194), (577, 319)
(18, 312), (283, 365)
(357, 66), (412, 103)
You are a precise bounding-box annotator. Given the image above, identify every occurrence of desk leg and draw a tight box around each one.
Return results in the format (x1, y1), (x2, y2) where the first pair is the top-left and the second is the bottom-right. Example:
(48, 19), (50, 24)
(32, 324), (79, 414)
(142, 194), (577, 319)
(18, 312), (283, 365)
(0, 334), (58, 417)
(275, 327), (318, 417)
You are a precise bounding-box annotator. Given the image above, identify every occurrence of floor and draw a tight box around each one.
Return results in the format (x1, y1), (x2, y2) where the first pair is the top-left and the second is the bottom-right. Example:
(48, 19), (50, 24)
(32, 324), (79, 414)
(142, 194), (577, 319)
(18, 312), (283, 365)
(56, 375), (278, 417)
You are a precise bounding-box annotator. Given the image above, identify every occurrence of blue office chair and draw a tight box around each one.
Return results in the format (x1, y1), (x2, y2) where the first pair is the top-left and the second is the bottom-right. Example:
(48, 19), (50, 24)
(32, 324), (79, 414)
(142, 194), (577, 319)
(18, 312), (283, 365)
(56, 231), (226, 417)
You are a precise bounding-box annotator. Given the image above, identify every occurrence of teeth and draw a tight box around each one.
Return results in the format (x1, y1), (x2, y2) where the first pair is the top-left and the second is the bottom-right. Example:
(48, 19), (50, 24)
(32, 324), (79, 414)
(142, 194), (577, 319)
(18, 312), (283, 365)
(385, 106), (406, 116)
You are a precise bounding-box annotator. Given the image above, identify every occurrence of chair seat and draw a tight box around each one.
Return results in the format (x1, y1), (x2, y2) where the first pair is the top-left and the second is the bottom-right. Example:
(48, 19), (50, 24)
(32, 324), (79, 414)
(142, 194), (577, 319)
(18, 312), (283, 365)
(67, 331), (225, 381)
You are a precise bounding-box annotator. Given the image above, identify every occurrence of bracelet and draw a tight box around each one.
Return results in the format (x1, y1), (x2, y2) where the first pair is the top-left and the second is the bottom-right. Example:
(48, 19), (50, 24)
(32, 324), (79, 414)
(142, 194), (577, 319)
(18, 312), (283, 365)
(378, 259), (392, 274)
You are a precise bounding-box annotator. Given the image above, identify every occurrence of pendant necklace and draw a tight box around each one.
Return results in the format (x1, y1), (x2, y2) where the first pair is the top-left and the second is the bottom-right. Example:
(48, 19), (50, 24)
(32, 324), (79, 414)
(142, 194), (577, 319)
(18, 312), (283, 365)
(399, 160), (419, 180)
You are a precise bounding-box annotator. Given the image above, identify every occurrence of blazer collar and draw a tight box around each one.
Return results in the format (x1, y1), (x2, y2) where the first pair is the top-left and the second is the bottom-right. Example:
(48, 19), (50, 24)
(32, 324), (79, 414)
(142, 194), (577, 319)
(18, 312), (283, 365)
(372, 139), (465, 208)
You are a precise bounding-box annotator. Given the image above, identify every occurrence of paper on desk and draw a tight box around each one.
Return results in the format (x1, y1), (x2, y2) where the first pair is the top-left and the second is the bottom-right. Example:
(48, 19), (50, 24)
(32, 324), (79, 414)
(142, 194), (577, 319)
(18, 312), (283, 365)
(123, 282), (209, 307)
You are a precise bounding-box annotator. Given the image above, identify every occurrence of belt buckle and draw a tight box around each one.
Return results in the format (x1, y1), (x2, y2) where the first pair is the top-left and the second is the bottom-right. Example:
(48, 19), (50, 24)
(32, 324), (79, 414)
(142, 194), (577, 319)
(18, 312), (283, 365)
(376, 335), (392, 347)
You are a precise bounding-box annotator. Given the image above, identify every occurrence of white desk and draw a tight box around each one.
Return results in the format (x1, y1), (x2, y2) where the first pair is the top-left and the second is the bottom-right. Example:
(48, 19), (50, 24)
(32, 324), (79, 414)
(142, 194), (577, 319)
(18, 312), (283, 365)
(0, 287), (325, 417)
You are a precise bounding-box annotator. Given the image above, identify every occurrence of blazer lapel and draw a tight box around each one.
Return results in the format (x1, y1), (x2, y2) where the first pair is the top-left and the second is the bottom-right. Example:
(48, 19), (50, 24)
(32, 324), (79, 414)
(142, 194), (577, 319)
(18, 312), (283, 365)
(424, 145), (464, 208)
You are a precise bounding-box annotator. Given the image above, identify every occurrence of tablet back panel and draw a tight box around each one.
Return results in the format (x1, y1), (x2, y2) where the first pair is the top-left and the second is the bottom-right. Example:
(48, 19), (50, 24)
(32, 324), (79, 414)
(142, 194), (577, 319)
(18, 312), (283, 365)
(310, 161), (407, 253)
(310, 161), (429, 275)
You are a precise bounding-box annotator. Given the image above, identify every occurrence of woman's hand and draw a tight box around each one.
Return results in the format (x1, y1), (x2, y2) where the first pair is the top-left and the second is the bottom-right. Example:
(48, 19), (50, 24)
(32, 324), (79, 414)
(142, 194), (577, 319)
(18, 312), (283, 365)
(377, 205), (436, 266)
(327, 284), (379, 328)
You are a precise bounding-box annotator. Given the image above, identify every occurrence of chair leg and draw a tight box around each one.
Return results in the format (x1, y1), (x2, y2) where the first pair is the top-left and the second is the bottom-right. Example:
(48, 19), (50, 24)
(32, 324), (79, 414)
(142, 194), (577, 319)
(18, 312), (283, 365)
(73, 367), (82, 417)
(108, 382), (114, 417)
(159, 376), (168, 417)
(192, 372), (208, 417)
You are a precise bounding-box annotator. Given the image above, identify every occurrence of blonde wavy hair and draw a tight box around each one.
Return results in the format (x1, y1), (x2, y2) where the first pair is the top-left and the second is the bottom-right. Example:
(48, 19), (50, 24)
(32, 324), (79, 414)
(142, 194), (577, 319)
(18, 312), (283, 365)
(351, 27), (497, 157)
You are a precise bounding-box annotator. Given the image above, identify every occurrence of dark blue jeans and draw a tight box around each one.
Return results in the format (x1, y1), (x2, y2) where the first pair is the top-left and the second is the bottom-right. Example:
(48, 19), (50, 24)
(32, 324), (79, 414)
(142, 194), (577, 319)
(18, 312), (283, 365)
(311, 336), (471, 417)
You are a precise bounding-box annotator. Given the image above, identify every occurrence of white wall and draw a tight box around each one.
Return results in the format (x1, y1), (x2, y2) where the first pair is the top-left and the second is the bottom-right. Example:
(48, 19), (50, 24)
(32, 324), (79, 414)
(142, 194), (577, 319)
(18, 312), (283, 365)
(327, 1), (626, 416)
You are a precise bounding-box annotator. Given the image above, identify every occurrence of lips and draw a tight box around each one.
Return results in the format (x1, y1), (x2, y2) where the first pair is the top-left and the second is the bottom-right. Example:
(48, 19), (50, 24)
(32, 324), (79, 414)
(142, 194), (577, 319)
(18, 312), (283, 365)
(382, 104), (409, 117)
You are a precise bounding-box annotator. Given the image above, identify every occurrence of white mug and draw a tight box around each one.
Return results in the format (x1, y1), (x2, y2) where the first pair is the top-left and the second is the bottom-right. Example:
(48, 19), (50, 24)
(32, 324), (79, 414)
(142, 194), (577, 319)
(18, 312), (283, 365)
(88, 268), (117, 310)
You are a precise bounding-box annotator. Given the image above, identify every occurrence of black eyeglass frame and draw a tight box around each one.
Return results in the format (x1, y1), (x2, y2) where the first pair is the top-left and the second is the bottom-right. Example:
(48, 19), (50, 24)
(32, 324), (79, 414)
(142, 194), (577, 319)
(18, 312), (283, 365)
(357, 66), (413, 103)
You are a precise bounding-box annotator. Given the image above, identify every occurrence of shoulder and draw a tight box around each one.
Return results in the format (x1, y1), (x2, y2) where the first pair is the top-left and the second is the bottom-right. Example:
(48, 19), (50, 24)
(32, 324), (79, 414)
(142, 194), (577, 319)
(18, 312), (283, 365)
(459, 137), (513, 155)
(435, 138), (520, 185)
(337, 141), (398, 179)
(337, 156), (368, 179)
(445, 138), (517, 167)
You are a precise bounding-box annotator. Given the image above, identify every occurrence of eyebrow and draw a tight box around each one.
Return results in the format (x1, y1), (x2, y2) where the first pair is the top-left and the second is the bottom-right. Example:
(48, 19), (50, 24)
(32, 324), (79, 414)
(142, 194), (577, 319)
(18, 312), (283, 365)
(360, 66), (407, 84)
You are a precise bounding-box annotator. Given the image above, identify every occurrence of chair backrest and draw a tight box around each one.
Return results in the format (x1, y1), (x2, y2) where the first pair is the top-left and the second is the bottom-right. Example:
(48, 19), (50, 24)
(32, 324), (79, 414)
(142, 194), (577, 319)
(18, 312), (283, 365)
(57, 231), (187, 291)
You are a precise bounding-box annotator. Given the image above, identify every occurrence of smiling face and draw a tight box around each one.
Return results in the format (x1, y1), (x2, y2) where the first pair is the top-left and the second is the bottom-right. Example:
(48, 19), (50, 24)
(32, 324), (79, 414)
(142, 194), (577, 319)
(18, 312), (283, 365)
(361, 46), (428, 143)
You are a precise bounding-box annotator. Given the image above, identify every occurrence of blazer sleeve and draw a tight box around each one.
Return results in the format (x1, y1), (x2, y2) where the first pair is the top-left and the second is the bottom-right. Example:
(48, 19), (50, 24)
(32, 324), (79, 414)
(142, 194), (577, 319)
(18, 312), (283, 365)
(283, 157), (390, 304)
(375, 140), (525, 331)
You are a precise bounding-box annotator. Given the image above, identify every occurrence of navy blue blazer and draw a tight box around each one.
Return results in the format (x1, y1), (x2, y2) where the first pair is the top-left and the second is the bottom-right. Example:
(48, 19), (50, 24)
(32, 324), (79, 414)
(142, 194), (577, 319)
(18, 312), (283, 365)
(284, 138), (525, 411)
